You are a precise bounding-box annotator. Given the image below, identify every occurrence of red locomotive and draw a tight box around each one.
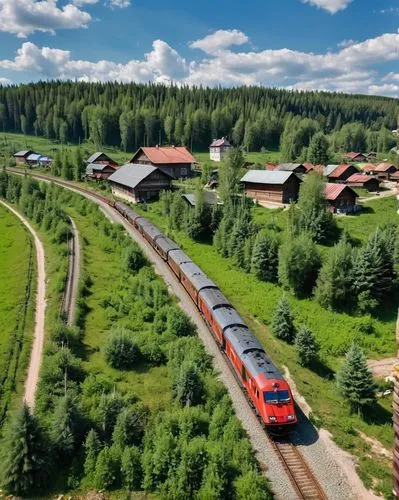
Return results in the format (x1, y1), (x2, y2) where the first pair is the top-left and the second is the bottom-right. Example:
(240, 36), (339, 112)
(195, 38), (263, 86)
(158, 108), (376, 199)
(114, 201), (297, 432)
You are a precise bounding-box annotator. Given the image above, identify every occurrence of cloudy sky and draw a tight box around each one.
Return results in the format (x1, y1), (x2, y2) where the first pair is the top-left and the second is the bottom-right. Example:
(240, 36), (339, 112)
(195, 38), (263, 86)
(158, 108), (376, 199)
(0, 0), (398, 96)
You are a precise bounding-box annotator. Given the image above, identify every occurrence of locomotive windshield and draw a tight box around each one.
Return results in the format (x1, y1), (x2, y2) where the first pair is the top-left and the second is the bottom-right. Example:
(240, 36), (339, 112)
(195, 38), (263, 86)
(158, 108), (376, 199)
(264, 390), (290, 404)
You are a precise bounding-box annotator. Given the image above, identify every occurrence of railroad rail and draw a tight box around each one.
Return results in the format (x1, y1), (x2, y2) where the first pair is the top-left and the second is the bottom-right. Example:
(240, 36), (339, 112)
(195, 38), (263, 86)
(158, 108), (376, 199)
(7, 167), (328, 500)
(60, 216), (79, 326)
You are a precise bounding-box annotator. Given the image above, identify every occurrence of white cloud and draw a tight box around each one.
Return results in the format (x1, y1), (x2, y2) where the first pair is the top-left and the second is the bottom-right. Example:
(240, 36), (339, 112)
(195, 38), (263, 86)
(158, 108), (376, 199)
(189, 29), (249, 55)
(302, 0), (352, 14)
(337, 39), (357, 48)
(0, 0), (91, 37)
(108, 0), (130, 7)
(0, 77), (11, 85)
(0, 30), (398, 97)
(72, 0), (99, 6)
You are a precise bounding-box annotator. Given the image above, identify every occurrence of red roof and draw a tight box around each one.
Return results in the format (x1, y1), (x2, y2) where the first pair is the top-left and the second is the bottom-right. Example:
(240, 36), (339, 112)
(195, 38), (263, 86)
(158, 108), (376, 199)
(346, 174), (379, 184)
(328, 164), (356, 179)
(345, 152), (365, 160)
(303, 163), (314, 171)
(362, 163), (376, 171)
(265, 163), (277, 170)
(131, 146), (196, 165)
(375, 162), (397, 172)
(324, 183), (358, 201)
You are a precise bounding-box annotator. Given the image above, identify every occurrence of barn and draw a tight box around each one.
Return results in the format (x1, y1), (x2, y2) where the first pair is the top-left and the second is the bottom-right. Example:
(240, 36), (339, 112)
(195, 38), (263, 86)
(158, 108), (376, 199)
(86, 152), (118, 166)
(108, 164), (172, 203)
(13, 150), (35, 164)
(346, 173), (380, 192)
(325, 183), (359, 213)
(274, 163), (307, 174)
(375, 162), (398, 180)
(129, 146), (196, 179)
(241, 171), (302, 204)
(325, 164), (358, 182)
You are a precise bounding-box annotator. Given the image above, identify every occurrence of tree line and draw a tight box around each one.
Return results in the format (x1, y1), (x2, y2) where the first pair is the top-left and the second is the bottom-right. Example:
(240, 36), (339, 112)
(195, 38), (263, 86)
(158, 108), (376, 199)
(0, 81), (397, 151)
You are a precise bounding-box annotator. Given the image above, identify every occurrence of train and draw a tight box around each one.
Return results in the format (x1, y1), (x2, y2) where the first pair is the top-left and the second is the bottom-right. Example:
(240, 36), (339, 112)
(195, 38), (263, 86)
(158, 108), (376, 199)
(112, 200), (297, 433)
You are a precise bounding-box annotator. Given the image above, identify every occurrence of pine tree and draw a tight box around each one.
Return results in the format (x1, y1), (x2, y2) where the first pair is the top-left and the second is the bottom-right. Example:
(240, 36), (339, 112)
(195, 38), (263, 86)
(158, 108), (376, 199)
(307, 131), (330, 165)
(84, 428), (102, 478)
(121, 446), (142, 491)
(251, 231), (279, 282)
(73, 147), (84, 181)
(337, 343), (377, 415)
(271, 295), (296, 343)
(0, 404), (47, 495)
(172, 363), (204, 407)
(94, 446), (119, 490)
(50, 395), (78, 460)
(295, 327), (319, 366)
(52, 149), (62, 177)
(234, 469), (272, 500)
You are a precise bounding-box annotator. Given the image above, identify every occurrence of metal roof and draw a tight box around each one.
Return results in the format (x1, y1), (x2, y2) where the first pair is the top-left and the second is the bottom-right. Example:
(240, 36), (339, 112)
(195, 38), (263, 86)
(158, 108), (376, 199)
(209, 137), (231, 148)
(328, 164), (357, 179)
(142, 223), (164, 241)
(243, 350), (284, 380)
(240, 170), (299, 185)
(212, 306), (246, 332)
(38, 156), (52, 162)
(86, 152), (115, 164)
(130, 146), (195, 165)
(27, 153), (41, 161)
(108, 164), (164, 189)
(181, 191), (218, 207)
(14, 150), (33, 157)
(155, 236), (179, 255)
(275, 163), (304, 172)
(346, 173), (379, 184)
(180, 262), (217, 292)
(224, 326), (264, 357)
(324, 164), (339, 176)
(325, 183), (359, 201)
(168, 249), (192, 267)
(198, 288), (230, 311)
(86, 163), (112, 175)
(376, 162), (397, 172)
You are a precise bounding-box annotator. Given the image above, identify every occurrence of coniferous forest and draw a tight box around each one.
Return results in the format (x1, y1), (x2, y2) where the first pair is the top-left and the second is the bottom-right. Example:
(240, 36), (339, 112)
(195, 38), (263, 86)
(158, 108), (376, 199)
(0, 81), (397, 152)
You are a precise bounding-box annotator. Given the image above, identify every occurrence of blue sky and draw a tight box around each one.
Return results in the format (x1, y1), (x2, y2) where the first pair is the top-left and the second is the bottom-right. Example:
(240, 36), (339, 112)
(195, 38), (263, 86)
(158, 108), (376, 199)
(0, 0), (398, 96)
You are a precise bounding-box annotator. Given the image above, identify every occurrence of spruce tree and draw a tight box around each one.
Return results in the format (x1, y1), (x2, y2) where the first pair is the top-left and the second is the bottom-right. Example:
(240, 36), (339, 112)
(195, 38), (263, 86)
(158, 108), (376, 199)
(172, 363), (204, 407)
(94, 446), (119, 490)
(271, 295), (296, 343)
(121, 446), (142, 491)
(307, 131), (330, 165)
(0, 404), (47, 496)
(50, 395), (78, 460)
(84, 428), (102, 478)
(337, 343), (377, 415)
(295, 327), (319, 366)
(251, 231), (279, 282)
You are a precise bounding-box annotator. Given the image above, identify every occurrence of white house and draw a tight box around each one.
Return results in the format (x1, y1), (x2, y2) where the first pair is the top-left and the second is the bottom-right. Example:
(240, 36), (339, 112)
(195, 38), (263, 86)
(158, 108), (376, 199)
(209, 137), (232, 162)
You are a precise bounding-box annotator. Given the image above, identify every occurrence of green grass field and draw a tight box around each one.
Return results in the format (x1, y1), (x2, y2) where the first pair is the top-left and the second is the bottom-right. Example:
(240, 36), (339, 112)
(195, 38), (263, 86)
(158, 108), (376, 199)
(135, 196), (397, 498)
(0, 205), (36, 425)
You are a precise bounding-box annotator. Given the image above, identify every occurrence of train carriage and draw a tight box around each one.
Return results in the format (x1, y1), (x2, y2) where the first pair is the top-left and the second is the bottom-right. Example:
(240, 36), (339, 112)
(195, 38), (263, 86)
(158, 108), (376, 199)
(210, 306), (246, 344)
(179, 262), (218, 303)
(135, 216), (151, 235)
(114, 201), (130, 217)
(142, 223), (164, 245)
(198, 288), (230, 326)
(153, 236), (179, 261)
(168, 249), (192, 278)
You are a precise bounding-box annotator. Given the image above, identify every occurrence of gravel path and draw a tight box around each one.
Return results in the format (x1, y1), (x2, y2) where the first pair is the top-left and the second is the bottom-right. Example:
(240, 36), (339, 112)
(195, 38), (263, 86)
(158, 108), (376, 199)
(0, 200), (46, 409)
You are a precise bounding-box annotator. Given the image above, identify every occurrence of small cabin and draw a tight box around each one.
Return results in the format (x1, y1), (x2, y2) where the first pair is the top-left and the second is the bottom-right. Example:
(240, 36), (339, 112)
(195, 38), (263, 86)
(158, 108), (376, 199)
(346, 174), (380, 192)
(86, 152), (118, 166)
(129, 146), (195, 179)
(209, 137), (232, 162)
(375, 162), (398, 180)
(85, 163), (117, 180)
(13, 150), (35, 164)
(274, 163), (307, 175)
(325, 183), (359, 213)
(241, 171), (302, 204)
(326, 164), (359, 182)
(345, 152), (367, 162)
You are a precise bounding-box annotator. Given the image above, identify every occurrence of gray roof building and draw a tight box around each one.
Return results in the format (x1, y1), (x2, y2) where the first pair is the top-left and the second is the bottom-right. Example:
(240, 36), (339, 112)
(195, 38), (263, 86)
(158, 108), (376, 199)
(108, 164), (171, 189)
(275, 163), (304, 172)
(241, 170), (298, 185)
(181, 191), (219, 207)
(324, 165), (339, 177)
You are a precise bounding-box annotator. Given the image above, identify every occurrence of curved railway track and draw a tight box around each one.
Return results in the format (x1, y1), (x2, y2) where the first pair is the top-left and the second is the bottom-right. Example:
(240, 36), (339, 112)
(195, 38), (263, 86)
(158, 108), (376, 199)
(7, 167), (328, 499)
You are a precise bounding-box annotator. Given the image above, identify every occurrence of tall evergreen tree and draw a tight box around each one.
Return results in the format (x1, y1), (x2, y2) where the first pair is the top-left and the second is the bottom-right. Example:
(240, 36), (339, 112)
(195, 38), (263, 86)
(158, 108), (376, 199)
(84, 428), (102, 478)
(337, 343), (377, 415)
(50, 395), (78, 460)
(251, 231), (279, 282)
(295, 326), (319, 366)
(307, 131), (330, 165)
(271, 295), (296, 343)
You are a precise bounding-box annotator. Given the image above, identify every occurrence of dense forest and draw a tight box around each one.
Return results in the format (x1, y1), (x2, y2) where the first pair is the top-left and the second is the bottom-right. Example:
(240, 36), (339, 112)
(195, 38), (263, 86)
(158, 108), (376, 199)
(0, 81), (397, 153)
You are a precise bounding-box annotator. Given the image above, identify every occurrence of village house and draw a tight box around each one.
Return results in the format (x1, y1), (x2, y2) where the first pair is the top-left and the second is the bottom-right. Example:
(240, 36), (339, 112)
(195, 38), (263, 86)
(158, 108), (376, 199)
(108, 164), (172, 203)
(240, 170), (302, 204)
(367, 152), (377, 161)
(345, 152), (367, 162)
(375, 162), (398, 180)
(85, 163), (117, 180)
(345, 173), (380, 192)
(325, 183), (359, 213)
(325, 164), (359, 182)
(129, 146), (195, 179)
(86, 152), (118, 166)
(181, 191), (219, 207)
(361, 164), (377, 174)
(13, 150), (35, 164)
(209, 137), (232, 162)
(274, 163), (307, 174)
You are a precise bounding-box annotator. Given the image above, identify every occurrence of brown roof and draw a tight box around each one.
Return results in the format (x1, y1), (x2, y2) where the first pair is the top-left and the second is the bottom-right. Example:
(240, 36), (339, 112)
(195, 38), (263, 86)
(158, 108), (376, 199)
(303, 163), (314, 171)
(324, 183), (359, 201)
(375, 162), (397, 172)
(345, 152), (365, 160)
(131, 146), (195, 165)
(328, 164), (356, 179)
(346, 174), (379, 184)
(362, 163), (376, 171)
(210, 137), (231, 148)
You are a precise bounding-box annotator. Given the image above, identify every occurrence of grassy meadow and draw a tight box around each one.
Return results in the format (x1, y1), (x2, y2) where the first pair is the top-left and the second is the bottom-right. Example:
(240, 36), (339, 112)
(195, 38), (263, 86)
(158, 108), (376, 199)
(135, 195), (398, 498)
(0, 205), (36, 425)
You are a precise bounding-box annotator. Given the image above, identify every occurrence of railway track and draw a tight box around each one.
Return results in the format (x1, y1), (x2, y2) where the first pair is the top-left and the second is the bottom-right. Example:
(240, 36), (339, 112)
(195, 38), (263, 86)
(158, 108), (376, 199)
(60, 217), (79, 326)
(7, 168), (328, 499)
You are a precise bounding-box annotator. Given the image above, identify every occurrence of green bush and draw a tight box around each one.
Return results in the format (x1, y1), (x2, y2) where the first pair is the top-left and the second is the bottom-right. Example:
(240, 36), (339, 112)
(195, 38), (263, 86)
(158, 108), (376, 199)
(104, 329), (141, 370)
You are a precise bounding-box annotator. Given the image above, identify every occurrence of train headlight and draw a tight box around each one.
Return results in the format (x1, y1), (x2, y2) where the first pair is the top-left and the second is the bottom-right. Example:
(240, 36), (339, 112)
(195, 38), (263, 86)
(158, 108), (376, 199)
(269, 416), (277, 422)
(287, 415), (295, 421)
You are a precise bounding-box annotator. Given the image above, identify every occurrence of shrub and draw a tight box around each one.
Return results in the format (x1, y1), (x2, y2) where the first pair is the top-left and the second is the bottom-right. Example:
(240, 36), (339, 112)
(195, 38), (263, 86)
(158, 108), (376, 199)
(104, 329), (141, 370)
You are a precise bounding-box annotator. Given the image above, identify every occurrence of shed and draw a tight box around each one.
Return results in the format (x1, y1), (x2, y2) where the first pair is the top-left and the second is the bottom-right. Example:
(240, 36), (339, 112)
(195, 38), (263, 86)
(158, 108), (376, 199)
(375, 162), (398, 179)
(326, 164), (359, 182)
(209, 137), (232, 162)
(13, 150), (35, 164)
(129, 146), (196, 179)
(240, 170), (302, 204)
(108, 164), (172, 203)
(86, 152), (118, 166)
(275, 163), (307, 174)
(325, 183), (359, 213)
(85, 163), (117, 180)
(181, 191), (219, 207)
(346, 174), (380, 192)
(345, 152), (367, 162)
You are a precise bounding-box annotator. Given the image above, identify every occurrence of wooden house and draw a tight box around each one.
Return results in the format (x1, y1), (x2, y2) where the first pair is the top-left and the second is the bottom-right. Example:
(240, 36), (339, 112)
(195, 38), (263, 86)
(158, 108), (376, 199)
(240, 171), (302, 204)
(86, 152), (118, 166)
(274, 163), (307, 174)
(375, 162), (398, 179)
(326, 164), (359, 182)
(345, 152), (367, 162)
(209, 137), (232, 162)
(108, 164), (172, 203)
(345, 174), (380, 192)
(367, 152), (377, 161)
(325, 183), (359, 213)
(129, 146), (195, 179)
(13, 150), (35, 164)
(85, 163), (117, 180)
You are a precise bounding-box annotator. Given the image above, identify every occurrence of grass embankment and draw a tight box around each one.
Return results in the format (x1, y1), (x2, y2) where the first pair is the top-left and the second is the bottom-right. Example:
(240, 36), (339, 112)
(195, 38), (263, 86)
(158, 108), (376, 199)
(135, 196), (397, 498)
(0, 206), (36, 425)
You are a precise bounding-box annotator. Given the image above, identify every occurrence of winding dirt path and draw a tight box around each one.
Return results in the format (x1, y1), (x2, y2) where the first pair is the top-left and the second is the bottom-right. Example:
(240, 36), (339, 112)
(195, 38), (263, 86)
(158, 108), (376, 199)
(0, 200), (46, 409)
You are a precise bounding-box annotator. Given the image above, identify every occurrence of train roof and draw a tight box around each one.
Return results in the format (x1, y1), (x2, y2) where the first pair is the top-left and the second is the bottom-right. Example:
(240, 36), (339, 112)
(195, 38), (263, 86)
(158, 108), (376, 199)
(243, 350), (284, 381)
(224, 326), (265, 357)
(212, 306), (246, 332)
(168, 249), (192, 266)
(142, 223), (164, 241)
(180, 262), (217, 292)
(155, 236), (179, 254)
(115, 201), (130, 214)
(135, 216), (151, 228)
(198, 288), (230, 311)
(125, 208), (141, 221)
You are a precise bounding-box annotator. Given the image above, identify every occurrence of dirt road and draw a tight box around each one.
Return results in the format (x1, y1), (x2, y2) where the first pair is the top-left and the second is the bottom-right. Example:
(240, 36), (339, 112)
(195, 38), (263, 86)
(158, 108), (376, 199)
(0, 200), (46, 409)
